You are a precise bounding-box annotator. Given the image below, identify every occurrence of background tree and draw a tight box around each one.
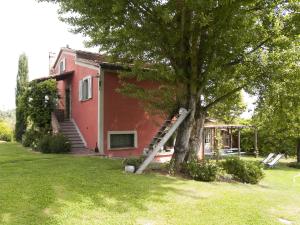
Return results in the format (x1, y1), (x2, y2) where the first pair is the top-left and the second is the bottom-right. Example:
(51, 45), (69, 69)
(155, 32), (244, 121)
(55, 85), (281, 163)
(253, 42), (300, 162)
(15, 53), (29, 141)
(41, 0), (299, 170)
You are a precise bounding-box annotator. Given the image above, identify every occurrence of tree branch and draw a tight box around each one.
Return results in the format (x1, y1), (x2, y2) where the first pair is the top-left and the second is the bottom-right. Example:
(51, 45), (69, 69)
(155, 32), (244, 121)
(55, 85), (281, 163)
(204, 85), (245, 111)
(223, 37), (271, 67)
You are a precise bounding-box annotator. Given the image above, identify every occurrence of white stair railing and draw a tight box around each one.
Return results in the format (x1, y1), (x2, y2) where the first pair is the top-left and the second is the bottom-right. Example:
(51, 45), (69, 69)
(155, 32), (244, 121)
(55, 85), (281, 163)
(135, 108), (190, 174)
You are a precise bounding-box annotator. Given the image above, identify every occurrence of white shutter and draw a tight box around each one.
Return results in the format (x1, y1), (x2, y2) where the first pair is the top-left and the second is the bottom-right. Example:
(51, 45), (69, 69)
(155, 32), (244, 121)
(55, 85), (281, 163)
(79, 80), (83, 101)
(63, 58), (66, 71)
(88, 76), (92, 99)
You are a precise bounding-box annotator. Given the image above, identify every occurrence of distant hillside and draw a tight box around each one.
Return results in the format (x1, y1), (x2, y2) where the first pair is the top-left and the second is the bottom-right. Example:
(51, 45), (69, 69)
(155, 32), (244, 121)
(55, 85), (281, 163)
(0, 109), (15, 128)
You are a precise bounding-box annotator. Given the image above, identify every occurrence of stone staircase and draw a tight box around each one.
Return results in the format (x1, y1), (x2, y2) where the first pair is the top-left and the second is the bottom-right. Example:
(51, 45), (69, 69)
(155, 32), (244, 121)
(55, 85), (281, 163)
(59, 119), (87, 152)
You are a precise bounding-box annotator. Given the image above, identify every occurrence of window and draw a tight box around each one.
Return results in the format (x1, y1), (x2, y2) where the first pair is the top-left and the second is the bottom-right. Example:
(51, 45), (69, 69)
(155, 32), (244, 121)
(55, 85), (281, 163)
(205, 131), (211, 144)
(59, 58), (66, 73)
(108, 131), (137, 149)
(79, 76), (92, 101)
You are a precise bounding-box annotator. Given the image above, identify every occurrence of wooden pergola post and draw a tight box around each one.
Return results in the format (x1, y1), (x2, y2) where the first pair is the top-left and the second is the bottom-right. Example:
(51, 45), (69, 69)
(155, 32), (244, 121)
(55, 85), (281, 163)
(230, 128), (233, 149)
(238, 128), (241, 157)
(201, 128), (205, 159)
(254, 128), (258, 157)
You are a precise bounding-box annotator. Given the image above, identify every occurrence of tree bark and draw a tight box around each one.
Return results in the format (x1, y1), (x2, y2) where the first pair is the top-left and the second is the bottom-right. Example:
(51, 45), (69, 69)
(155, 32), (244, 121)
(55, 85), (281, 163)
(297, 138), (300, 163)
(172, 95), (196, 171)
(188, 109), (206, 161)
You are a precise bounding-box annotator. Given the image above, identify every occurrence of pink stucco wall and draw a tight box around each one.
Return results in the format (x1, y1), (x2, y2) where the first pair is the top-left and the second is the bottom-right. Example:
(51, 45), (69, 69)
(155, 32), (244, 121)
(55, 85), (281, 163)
(54, 49), (164, 157)
(71, 64), (99, 150)
(54, 51), (99, 150)
(103, 72), (162, 157)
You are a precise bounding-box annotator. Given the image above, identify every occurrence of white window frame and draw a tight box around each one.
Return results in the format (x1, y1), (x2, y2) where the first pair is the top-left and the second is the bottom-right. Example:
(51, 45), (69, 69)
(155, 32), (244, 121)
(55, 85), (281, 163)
(205, 131), (211, 144)
(108, 131), (138, 150)
(79, 76), (92, 101)
(59, 58), (66, 73)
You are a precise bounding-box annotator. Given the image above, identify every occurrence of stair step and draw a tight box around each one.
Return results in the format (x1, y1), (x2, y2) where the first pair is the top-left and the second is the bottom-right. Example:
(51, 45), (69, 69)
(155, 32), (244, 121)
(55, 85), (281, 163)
(66, 136), (82, 139)
(60, 125), (76, 129)
(136, 108), (189, 174)
(65, 135), (81, 138)
(58, 120), (86, 150)
(71, 146), (86, 150)
(60, 126), (76, 128)
(72, 145), (85, 149)
(61, 131), (79, 134)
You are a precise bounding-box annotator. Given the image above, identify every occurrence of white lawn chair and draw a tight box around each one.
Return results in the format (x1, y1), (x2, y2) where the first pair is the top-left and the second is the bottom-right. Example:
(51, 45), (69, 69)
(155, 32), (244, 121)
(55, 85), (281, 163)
(266, 154), (283, 168)
(262, 153), (275, 164)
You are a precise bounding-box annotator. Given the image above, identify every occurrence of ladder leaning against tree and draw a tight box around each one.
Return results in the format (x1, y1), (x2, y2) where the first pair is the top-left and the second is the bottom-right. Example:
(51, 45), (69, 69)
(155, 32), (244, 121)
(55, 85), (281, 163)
(135, 108), (191, 174)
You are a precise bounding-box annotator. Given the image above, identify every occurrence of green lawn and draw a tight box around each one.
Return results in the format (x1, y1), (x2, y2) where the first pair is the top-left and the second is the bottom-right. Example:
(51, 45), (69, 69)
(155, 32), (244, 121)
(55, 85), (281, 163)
(1, 142), (300, 225)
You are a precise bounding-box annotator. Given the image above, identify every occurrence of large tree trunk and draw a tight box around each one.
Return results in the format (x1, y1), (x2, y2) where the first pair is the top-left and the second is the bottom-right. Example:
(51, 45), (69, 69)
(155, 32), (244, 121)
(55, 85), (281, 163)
(188, 109), (207, 161)
(172, 95), (196, 171)
(297, 138), (300, 163)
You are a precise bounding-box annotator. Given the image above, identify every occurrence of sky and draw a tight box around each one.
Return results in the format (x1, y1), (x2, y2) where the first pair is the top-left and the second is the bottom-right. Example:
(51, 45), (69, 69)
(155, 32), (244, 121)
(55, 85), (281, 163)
(0, 0), (95, 110)
(0, 0), (256, 118)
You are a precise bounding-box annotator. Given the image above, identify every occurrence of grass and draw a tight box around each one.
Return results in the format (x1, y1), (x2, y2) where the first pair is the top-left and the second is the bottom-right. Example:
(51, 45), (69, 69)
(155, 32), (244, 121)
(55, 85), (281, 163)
(0, 142), (300, 225)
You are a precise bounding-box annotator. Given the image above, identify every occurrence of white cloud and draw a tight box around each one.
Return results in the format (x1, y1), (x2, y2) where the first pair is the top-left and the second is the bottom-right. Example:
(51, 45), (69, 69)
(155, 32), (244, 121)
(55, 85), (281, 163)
(0, 0), (96, 110)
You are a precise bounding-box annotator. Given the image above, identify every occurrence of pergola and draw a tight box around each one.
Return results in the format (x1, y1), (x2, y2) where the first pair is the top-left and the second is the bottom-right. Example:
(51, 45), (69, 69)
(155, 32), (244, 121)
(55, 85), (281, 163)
(203, 124), (258, 157)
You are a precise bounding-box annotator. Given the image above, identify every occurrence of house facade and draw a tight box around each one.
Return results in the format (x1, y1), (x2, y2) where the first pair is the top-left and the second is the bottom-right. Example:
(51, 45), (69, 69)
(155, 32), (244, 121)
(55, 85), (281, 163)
(49, 47), (163, 158)
(36, 47), (257, 161)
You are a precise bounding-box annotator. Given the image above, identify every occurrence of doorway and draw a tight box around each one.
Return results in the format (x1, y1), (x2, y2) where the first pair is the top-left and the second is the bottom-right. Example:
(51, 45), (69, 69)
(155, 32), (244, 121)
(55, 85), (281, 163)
(65, 87), (71, 119)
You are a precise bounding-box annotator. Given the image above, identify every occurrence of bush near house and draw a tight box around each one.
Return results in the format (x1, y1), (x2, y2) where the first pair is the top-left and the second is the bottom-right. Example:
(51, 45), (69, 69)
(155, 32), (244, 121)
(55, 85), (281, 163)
(123, 156), (146, 171)
(37, 134), (71, 154)
(221, 157), (264, 184)
(22, 129), (43, 148)
(183, 159), (220, 182)
(0, 120), (13, 142)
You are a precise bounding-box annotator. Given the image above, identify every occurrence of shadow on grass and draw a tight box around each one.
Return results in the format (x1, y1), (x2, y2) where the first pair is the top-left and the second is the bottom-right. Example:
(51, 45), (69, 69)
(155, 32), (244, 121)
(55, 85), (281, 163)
(0, 142), (185, 224)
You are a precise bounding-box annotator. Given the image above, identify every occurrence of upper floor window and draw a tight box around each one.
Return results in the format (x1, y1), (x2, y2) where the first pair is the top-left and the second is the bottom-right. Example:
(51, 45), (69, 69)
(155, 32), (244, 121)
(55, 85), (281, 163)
(59, 58), (66, 73)
(79, 76), (92, 101)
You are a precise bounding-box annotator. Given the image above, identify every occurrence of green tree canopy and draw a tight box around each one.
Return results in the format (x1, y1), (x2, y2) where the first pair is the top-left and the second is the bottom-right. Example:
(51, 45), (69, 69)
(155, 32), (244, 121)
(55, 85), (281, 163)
(253, 42), (300, 161)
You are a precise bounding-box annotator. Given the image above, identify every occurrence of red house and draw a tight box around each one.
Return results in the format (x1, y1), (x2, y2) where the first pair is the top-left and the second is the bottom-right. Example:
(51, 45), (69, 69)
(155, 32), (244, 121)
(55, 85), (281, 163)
(36, 47), (257, 167)
(43, 47), (170, 159)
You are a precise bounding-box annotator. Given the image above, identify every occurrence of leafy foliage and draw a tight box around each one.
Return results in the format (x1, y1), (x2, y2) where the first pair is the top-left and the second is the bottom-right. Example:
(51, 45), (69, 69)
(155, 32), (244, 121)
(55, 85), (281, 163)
(37, 134), (71, 153)
(183, 159), (220, 182)
(222, 157), (264, 184)
(24, 79), (57, 132)
(0, 120), (13, 142)
(0, 109), (15, 127)
(22, 129), (43, 148)
(253, 42), (300, 159)
(15, 54), (29, 141)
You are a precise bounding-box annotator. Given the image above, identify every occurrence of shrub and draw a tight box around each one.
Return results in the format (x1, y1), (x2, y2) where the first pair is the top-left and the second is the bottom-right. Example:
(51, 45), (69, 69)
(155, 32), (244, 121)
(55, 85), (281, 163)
(49, 134), (71, 153)
(221, 157), (264, 184)
(22, 129), (42, 148)
(122, 156), (145, 171)
(37, 135), (52, 153)
(37, 134), (71, 154)
(0, 121), (13, 142)
(184, 159), (220, 182)
(288, 162), (300, 169)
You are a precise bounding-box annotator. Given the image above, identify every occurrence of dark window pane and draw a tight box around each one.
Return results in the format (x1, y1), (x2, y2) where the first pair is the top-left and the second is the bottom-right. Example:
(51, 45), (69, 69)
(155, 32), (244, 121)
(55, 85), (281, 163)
(60, 61), (64, 73)
(82, 79), (89, 100)
(110, 134), (135, 149)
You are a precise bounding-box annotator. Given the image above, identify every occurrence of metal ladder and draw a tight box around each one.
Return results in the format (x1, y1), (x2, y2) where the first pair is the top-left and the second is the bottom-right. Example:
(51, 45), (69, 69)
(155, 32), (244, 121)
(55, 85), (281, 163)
(135, 108), (190, 174)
